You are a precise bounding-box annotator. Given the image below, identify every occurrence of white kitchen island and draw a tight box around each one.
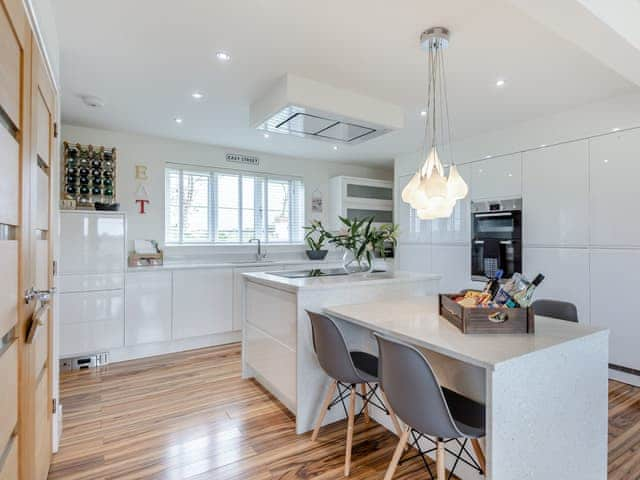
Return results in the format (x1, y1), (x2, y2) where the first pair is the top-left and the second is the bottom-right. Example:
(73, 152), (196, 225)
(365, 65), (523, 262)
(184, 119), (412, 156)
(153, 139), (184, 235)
(326, 296), (609, 480)
(241, 270), (440, 434)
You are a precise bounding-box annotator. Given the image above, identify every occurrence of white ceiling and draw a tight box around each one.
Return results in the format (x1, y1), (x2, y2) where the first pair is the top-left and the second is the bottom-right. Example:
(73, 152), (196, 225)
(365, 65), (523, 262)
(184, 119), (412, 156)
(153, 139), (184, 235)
(53, 0), (636, 167)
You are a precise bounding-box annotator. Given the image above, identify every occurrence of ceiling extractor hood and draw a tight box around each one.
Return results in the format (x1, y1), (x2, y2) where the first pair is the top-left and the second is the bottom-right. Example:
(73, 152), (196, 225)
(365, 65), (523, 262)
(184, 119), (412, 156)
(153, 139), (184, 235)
(250, 74), (404, 144)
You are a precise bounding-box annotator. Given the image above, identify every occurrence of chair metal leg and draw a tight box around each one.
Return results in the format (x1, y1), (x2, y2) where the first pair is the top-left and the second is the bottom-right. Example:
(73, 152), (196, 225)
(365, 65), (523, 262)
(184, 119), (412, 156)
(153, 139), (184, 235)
(436, 439), (445, 480)
(470, 438), (487, 474)
(345, 385), (357, 476)
(360, 384), (370, 423)
(383, 426), (411, 480)
(311, 380), (337, 442)
(380, 389), (403, 438)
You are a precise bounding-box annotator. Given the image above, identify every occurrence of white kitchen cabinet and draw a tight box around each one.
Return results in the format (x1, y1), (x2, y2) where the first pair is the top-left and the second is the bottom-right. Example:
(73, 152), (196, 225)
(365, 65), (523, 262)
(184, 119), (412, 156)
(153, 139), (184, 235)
(590, 129), (640, 247)
(59, 290), (124, 356)
(232, 265), (285, 331)
(523, 247), (590, 323)
(431, 245), (472, 293)
(470, 153), (522, 201)
(432, 164), (472, 244)
(523, 141), (589, 246)
(329, 176), (393, 230)
(395, 244), (431, 273)
(125, 271), (173, 346)
(395, 174), (432, 244)
(590, 249), (640, 371)
(172, 268), (233, 339)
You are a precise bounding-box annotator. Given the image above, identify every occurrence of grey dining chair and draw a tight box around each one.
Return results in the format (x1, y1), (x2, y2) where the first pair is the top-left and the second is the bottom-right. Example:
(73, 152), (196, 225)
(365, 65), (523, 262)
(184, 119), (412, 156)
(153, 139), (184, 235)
(375, 333), (487, 480)
(531, 299), (578, 323)
(306, 311), (402, 476)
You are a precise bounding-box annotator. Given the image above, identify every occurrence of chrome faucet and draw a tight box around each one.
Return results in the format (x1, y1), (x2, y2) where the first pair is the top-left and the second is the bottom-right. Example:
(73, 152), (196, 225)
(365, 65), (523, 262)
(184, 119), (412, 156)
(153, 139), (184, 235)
(248, 238), (267, 262)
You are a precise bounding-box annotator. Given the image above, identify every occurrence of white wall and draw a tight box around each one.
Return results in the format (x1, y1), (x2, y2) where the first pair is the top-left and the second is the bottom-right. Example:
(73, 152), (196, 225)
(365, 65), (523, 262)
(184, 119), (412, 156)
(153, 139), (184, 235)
(61, 124), (392, 252)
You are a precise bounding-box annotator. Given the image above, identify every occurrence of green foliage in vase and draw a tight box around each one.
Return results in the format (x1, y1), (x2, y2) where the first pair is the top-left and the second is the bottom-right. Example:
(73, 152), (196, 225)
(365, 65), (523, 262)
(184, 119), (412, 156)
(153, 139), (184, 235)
(303, 220), (329, 251)
(304, 217), (399, 265)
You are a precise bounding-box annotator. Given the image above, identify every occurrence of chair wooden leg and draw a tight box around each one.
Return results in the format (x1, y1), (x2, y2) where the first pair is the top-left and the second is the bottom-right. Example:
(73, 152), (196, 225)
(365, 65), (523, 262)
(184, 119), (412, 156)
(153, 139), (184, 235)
(383, 426), (410, 480)
(360, 384), (370, 423)
(470, 438), (487, 474)
(380, 389), (403, 438)
(311, 380), (337, 442)
(436, 439), (445, 480)
(345, 385), (357, 476)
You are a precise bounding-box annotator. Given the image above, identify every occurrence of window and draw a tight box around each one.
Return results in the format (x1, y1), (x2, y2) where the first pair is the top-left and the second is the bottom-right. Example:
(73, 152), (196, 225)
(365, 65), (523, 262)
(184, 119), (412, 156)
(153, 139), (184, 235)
(165, 165), (305, 244)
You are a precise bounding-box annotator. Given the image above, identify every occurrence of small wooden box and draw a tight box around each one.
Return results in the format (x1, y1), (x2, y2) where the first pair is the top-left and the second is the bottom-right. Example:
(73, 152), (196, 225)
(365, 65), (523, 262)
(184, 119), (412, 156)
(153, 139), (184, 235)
(439, 293), (535, 334)
(128, 250), (164, 267)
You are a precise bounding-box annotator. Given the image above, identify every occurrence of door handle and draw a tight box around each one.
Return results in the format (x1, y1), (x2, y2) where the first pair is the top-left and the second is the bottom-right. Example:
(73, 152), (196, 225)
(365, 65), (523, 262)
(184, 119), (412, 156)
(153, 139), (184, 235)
(24, 287), (56, 304)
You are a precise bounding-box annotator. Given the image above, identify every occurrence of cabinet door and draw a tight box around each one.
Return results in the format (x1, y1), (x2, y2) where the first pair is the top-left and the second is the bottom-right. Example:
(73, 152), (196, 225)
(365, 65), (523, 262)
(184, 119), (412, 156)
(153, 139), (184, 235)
(395, 244), (431, 273)
(125, 271), (172, 346)
(590, 249), (640, 370)
(395, 174), (431, 244)
(471, 153), (522, 201)
(523, 141), (588, 246)
(431, 245), (472, 293)
(590, 129), (640, 247)
(523, 247), (589, 323)
(232, 266), (283, 331)
(432, 164), (471, 244)
(172, 268), (233, 339)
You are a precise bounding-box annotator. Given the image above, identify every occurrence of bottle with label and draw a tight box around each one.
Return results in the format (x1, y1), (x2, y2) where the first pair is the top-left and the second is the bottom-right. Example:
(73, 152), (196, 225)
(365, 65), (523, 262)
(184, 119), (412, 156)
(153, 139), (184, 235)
(513, 274), (545, 307)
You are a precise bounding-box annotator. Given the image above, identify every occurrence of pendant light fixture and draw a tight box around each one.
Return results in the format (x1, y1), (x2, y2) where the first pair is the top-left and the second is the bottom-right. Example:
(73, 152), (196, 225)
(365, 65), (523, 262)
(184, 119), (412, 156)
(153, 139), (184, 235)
(401, 27), (468, 219)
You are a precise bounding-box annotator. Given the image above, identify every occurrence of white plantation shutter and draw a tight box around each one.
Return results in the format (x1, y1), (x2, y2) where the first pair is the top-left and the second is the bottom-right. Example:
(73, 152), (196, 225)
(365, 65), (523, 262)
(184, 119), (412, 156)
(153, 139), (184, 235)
(165, 165), (305, 244)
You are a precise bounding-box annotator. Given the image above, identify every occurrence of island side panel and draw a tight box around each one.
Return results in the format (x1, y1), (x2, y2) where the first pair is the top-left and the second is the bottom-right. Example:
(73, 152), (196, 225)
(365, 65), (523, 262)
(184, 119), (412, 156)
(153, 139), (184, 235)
(295, 278), (439, 435)
(487, 331), (608, 480)
(243, 280), (298, 413)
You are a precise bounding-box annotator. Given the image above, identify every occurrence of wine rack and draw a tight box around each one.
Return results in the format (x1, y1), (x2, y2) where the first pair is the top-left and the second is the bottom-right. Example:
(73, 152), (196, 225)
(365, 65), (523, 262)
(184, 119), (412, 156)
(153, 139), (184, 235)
(61, 142), (117, 209)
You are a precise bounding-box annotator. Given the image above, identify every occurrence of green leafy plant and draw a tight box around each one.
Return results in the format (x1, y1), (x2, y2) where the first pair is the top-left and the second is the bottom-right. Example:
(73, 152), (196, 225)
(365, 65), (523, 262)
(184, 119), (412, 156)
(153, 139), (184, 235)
(305, 216), (399, 270)
(303, 220), (329, 251)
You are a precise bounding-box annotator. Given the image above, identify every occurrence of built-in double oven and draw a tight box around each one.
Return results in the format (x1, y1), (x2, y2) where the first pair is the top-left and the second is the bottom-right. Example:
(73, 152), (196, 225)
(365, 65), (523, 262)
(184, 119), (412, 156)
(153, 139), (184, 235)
(471, 198), (522, 281)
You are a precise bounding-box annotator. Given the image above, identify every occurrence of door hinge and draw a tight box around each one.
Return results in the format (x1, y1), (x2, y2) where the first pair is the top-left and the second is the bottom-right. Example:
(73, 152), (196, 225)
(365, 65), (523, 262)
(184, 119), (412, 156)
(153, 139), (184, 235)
(52, 398), (57, 414)
(52, 260), (57, 276)
(53, 122), (58, 138)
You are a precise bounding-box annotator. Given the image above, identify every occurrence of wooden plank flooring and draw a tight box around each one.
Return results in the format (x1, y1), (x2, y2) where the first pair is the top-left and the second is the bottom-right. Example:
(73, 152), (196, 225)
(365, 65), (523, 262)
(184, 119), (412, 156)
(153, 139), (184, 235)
(49, 344), (640, 479)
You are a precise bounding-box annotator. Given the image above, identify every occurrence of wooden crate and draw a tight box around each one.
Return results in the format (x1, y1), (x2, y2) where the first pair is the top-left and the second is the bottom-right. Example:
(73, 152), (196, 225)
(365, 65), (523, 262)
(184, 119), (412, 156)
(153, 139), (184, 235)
(439, 293), (535, 334)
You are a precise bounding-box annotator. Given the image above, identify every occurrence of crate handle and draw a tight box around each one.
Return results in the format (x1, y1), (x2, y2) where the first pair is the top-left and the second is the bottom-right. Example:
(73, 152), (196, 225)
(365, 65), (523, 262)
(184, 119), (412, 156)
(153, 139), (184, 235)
(489, 311), (509, 323)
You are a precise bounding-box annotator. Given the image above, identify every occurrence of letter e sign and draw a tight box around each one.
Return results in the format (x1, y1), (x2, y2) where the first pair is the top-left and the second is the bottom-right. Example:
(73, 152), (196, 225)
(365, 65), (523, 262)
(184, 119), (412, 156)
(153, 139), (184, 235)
(135, 165), (148, 181)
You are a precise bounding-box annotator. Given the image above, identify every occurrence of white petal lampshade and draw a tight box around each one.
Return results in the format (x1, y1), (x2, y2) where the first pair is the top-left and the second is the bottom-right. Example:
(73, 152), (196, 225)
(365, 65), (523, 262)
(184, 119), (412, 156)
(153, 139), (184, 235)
(421, 165), (448, 198)
(401, 171), (421, 203)
(416, 195), (455, 219)
(447, 164), (469, 200)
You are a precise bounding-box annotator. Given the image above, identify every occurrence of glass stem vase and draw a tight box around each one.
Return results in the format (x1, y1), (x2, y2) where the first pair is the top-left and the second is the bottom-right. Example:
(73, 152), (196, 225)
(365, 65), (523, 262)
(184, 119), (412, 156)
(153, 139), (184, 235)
(342, 249), (373, 273)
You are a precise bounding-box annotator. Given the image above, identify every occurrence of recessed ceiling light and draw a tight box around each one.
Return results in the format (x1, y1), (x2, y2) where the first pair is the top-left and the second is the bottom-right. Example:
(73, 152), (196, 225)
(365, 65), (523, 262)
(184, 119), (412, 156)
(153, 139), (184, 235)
(484, 155), (492, 159)
(263, 133), (270, 139)
(604, 159), (609, 163)
(333, 146), (338, 151)
(216, 51), (231, 62)
(539, 144), (547, 148)
(612, 127), (620, 132)
(420, 110), (427, 117)
(496, 79), (506, 87)
(174, 117), (183, 124)
(191, 92), (204, 100)
(80, 94), (105, 108)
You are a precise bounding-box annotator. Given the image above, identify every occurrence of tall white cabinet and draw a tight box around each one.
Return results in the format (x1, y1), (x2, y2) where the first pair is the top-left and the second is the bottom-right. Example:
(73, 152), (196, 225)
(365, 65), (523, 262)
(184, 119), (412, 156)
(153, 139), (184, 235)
(58, 212), (126, 356)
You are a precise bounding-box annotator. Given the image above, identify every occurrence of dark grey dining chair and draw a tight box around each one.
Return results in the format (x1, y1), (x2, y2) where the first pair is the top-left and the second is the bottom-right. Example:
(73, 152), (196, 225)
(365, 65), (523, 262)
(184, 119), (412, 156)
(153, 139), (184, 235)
(306, 311), (402, 476)
(375, 333), (487, 480)
(531, 299), (578, 323)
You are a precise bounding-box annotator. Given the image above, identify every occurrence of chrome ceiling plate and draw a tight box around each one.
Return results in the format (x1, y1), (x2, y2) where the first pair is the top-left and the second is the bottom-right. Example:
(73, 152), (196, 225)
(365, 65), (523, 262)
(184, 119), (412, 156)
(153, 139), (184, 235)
(420, 27), (450, 50)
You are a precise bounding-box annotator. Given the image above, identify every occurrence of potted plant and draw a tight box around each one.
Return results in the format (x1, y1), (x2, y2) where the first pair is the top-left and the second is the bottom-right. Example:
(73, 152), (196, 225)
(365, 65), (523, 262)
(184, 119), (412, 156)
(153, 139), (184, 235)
(328, 216), (399, 273)
(303, 220), (329, 260)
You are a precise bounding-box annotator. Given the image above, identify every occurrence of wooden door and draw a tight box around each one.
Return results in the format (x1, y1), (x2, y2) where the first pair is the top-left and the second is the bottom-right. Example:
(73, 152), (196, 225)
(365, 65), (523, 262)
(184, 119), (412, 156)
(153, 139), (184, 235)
(0, 0), (57, 478)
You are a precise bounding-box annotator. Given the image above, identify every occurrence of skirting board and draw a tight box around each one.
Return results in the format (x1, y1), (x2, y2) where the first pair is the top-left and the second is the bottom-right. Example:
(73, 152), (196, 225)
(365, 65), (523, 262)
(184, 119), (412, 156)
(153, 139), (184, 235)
(107, 331), (242, 364)
(609, 368), (640, 387)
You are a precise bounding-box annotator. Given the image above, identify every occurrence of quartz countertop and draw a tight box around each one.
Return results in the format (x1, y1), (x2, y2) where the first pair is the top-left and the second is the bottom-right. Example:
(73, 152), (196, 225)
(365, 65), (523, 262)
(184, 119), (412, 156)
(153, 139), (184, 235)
(127, 258), (343, 272)
(242, 270), (440, 293)
(325, 296), (608, 370)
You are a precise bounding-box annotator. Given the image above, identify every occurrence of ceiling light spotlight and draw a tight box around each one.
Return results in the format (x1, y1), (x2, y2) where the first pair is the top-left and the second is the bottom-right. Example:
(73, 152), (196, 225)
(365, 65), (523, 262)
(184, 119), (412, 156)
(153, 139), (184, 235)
(80, 94), (105, 108)
(496, 79), (506, 87)
(420, 110), (427, 117)
(612, 127), (620, 132)
(191, 92), (204, 100)
(263, 133), (270, 138)
(333, 145), (338, 151)
(174, 117), (183, 124)
(216, 51), (231, 62)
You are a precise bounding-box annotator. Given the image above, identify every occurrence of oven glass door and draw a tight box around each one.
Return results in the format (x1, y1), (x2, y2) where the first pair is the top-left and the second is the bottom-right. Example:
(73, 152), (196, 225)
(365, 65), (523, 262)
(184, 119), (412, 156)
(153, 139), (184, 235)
(474, 212), (515, 235)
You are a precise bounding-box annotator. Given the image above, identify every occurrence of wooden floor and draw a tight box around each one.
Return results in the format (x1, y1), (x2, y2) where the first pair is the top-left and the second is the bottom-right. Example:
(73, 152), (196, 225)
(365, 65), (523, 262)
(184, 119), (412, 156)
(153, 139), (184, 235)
(49, 344), (640, 480)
